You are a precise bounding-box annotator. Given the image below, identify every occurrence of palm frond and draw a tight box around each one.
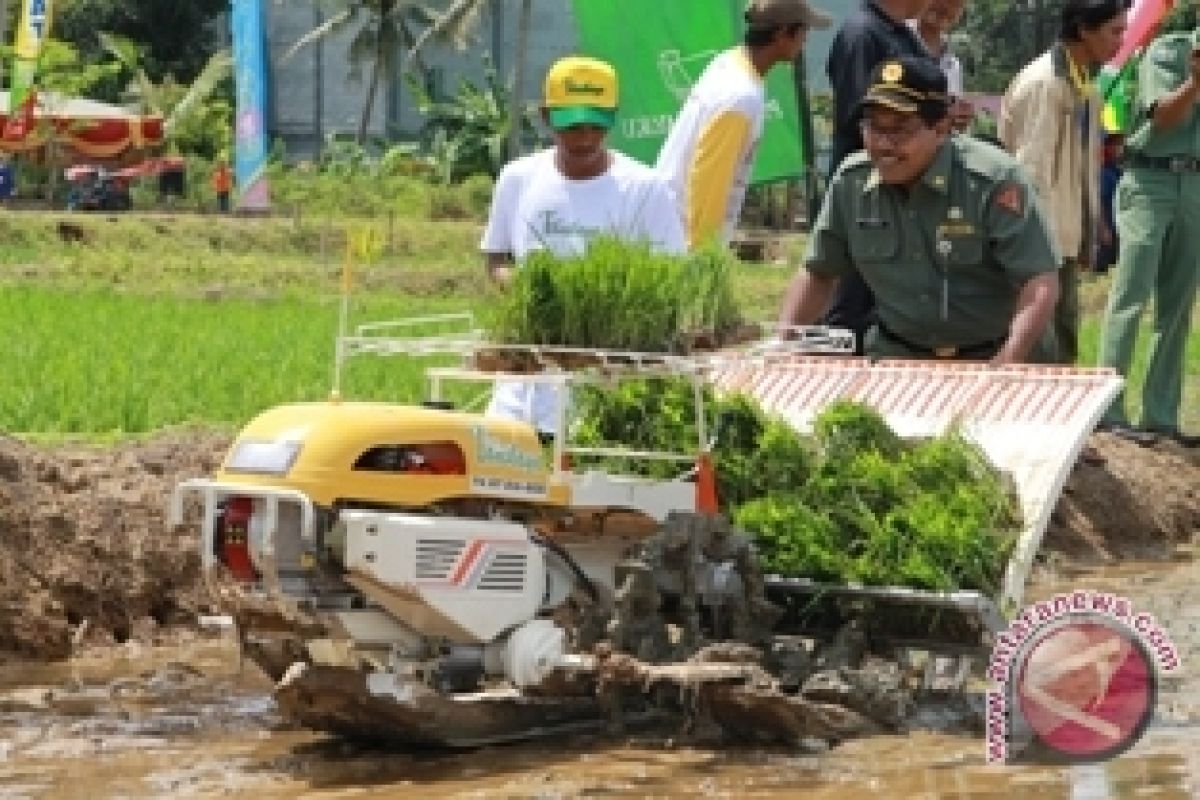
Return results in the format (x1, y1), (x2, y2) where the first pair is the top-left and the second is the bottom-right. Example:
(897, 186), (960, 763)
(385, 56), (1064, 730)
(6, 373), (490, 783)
(98, 31), (162, 116)
(407, 0), (491, 61)
(396, 13), (431, 77)
(284, 7), (356, 61)
(165, 49), (233, 135)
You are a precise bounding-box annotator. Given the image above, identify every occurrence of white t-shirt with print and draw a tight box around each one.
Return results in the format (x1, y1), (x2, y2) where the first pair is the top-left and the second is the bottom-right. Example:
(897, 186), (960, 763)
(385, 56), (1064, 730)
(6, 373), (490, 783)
(481, 148), (685, 433)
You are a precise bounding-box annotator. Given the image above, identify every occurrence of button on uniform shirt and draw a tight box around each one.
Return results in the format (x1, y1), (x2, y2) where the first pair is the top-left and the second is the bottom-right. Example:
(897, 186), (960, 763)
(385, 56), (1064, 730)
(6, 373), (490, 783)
(802, 136), (1060, 349)
(827, 0), (933, 173)
(655, 47), (765, 248)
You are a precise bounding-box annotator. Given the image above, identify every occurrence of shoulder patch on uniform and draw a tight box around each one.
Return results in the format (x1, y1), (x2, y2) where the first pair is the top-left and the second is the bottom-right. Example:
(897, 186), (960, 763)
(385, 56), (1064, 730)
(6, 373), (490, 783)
(993, 182), (1024, 216)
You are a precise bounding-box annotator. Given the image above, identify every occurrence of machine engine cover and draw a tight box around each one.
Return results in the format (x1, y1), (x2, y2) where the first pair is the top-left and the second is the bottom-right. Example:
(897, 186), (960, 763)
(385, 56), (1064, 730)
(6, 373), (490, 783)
(341, 511), (544, 644)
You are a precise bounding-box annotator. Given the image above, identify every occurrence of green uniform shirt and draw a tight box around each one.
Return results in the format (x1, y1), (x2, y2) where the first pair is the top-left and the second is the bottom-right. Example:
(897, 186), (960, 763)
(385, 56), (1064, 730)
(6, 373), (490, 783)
(1127, 31), (1200, 157)
(804, 136), (1060, 349)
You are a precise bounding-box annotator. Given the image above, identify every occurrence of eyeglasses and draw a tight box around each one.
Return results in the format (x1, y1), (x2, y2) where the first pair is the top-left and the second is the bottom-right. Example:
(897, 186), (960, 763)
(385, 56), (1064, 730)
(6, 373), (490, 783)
(860, 117), (928, 146)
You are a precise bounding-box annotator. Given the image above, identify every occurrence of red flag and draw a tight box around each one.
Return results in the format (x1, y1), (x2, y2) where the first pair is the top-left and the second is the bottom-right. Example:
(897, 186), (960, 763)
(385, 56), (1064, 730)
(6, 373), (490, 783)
(3, 90), (39, 140)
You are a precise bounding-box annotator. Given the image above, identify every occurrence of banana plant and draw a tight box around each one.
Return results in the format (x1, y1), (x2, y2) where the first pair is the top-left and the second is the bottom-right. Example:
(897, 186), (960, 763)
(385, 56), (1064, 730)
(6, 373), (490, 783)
(98, 31), (232, 146)
(406, 56), (537, 183)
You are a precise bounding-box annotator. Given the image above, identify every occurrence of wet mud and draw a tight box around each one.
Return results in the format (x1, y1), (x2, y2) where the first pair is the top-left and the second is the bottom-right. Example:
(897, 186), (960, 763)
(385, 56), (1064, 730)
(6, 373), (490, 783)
(2, 555), (1198, 800)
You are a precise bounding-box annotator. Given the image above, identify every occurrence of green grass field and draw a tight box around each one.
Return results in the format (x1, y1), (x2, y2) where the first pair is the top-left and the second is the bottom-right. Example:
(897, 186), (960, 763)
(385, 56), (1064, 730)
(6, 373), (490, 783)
(0, 212), (1195, 437)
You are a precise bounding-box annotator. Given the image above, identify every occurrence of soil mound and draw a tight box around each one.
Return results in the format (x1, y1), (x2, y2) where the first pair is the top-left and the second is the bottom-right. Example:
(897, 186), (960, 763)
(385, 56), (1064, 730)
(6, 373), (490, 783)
(0, 433), (229, 659)
(1045, 432), (1200, 561)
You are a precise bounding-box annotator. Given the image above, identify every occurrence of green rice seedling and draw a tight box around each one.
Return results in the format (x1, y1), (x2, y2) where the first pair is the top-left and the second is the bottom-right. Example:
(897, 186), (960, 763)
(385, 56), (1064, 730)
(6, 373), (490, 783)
(573, 380), (1019, 594)
(489, 237), (743, 351)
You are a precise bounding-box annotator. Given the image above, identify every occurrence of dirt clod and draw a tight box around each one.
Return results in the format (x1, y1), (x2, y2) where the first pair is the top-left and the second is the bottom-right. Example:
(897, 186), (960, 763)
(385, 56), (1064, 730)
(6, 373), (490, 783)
(0, 432), (229, 659)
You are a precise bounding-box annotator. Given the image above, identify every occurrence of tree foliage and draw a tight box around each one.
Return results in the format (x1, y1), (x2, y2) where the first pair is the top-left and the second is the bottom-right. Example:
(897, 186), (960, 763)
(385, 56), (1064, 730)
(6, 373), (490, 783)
(407, 57), (538, 182)
(285, 0), (493, 145)
(98, 32), (233, 158)
(954, 0), (1066, 93)
(54, 0), (227, 87)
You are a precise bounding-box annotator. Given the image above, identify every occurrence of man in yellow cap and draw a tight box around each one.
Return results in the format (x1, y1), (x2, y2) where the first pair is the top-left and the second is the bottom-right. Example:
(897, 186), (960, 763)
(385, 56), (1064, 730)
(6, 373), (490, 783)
(778, 56), (1061, 364)
(656, 0), (832, 249)
(481, 56), (685, 434)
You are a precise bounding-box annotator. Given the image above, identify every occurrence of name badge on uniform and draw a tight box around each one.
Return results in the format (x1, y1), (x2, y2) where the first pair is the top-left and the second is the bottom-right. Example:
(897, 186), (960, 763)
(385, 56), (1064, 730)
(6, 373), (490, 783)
(937, 222), (976, 237)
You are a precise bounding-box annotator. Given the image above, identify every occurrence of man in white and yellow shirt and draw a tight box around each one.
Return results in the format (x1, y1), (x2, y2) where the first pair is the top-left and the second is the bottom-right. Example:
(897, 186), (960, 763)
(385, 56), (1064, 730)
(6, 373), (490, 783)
(656, 0), (831, 249)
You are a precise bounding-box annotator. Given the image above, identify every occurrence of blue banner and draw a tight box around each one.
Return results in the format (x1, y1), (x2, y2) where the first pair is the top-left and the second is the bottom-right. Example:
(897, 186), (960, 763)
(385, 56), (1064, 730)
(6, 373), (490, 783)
(231, 0), (270, 210)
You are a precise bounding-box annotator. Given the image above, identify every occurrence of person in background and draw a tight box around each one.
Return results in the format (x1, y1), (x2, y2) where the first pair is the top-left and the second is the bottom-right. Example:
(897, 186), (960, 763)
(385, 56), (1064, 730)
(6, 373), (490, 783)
(821, 0), (934, 352)
(212, 159), (233, 213)
(1096, 130), (1125, 273)
(0, 157), (14, 202)
(911, 0), (975, 131)
(1097, 26), (1200, 447)
(656, 0), (832, 249)
(1000, 0), (1130, 366)
(778, 57), (1061, 365)
(482, 56), (685, 437)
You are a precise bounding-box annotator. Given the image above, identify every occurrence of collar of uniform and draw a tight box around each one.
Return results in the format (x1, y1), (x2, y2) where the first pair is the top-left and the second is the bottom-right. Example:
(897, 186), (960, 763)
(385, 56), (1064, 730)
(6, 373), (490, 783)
(860, 139), (954, 194)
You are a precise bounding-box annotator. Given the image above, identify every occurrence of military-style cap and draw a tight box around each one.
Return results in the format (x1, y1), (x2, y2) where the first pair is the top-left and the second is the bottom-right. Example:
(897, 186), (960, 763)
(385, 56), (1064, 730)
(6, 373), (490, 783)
(745, 0), (833, 30)
(544, 56), (618, 130)
(857, 56), (950, 117)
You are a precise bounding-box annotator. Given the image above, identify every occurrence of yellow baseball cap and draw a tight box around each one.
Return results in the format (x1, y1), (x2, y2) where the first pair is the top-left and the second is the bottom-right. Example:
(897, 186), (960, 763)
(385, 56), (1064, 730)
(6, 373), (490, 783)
(544, 56), (618, 130)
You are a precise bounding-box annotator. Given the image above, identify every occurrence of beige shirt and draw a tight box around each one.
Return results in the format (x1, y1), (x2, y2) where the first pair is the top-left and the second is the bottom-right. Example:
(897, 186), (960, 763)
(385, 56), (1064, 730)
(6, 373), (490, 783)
(1000, 45), (1101, 264)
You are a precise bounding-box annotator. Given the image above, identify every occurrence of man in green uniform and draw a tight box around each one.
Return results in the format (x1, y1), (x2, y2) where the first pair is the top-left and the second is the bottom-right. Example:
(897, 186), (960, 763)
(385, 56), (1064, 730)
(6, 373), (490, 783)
(1097, 28), (1200, 447)
(778, 56), (1061, 364)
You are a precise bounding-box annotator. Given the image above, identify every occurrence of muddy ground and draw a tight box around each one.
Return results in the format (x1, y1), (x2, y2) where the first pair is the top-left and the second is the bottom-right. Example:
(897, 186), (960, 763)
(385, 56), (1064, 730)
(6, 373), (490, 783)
(1, 430), (1198, 660)
(1, 559), (1197, 798)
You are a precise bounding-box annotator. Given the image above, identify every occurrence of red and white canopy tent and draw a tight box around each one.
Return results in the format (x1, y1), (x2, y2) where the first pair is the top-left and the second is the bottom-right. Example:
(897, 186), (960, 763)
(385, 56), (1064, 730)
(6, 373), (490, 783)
(0, 90), (164, 160)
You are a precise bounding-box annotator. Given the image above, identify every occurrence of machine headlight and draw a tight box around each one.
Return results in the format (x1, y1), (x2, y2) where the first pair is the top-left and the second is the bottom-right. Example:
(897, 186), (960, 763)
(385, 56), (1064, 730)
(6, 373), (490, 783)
(225, 440), (303, 476)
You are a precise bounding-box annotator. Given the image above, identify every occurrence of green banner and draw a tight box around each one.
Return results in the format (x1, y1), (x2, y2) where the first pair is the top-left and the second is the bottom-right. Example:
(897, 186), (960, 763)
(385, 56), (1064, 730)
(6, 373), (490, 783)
(571, 0), (807, 185)
(1098, 61), (1137, 134)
